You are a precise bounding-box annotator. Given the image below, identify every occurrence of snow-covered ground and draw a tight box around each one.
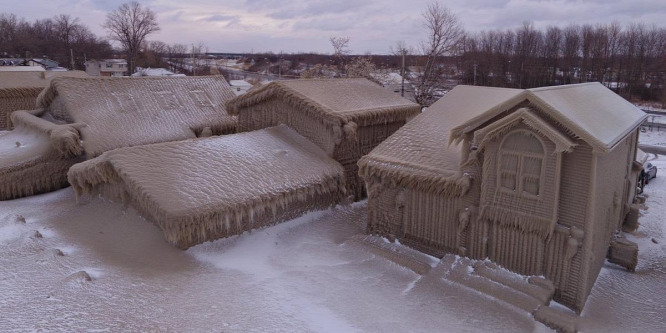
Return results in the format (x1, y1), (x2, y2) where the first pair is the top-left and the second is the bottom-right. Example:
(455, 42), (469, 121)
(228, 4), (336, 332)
(0, 132), (665, 332)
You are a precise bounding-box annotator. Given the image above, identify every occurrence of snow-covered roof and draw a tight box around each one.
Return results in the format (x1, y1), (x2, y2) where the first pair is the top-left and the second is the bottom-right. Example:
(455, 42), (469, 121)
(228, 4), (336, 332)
(0, 66), (45, 72)
(360, 83), (646, 194)
(131, 68), (185, 77)
(0, 70), (87, 92)
(449, 82), (648, 152)
(30, 58), (59, 69)
(90, 59), (127, 64)
(68, 125), (346, 248)
(372, 72), (409, 85)
(359, 85), (522, 194)
(229, 80), (252, 87)
(226, 78), (421, 126)
(37, 75), (237, 157)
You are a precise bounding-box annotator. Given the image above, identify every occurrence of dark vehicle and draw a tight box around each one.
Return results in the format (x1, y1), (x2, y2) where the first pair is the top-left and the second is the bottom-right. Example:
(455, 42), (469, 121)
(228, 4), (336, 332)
(644, 162), (657, 184)
(638, 163), (657, 194)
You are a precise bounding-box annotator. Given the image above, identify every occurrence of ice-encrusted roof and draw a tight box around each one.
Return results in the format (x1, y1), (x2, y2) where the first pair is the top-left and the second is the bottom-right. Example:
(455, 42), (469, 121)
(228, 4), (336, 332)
(68, 125), (346, 247)
(527, 83), (647, 150)
(449, 83), (648, 152)
(359, 85), (522, 194)
(0, 70), (88, 92)
(360, 83), (646, 192)
(36, 75), (237, 157)
(226, 78), (421, 126)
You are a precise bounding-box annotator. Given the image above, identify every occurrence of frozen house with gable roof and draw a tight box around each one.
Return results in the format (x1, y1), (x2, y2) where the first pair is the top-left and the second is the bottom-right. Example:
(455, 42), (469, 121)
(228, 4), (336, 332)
(226, 78), (422, 200)
(359, 82), (647, 313)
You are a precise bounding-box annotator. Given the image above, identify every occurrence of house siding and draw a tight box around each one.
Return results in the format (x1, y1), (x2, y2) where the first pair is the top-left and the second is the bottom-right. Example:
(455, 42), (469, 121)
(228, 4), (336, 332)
(0, 95), (37, 129)
(551, 140), (592, 310)
(581, 135), (634, 309)
(237, 98), (408, 200)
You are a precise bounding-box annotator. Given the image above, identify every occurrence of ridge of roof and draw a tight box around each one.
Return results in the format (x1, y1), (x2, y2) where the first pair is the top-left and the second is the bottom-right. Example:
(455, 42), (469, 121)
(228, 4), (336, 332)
(527, 82), (598, 92)
(450, 82), (647, 152)
(226, 78), (420, 126)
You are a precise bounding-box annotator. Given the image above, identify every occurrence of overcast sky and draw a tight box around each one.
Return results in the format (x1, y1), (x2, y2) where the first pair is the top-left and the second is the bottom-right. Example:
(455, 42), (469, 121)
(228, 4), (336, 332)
(7, 0), (666, 54)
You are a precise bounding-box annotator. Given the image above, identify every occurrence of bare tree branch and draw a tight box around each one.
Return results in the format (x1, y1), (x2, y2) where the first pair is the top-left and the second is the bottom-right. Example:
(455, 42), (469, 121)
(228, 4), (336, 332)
(103, 1), (160, 75)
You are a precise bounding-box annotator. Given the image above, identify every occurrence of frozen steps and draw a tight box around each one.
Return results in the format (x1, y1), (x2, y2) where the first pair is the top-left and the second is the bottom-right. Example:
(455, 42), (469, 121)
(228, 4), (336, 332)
(345, 234), (438, 274)
(350, 235), (579, 332)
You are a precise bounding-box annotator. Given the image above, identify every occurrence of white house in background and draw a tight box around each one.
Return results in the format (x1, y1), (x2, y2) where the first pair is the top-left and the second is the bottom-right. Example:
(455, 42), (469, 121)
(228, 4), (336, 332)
(229, 79), (253, 96)
(383, 72), (410, 93)
(131, 67), (185, 77)
(85, 59), (128, 77)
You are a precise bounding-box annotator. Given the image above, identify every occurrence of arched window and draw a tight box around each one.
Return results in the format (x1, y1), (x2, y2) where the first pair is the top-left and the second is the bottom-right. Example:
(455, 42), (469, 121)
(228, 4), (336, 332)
(498, 131), (544, 198)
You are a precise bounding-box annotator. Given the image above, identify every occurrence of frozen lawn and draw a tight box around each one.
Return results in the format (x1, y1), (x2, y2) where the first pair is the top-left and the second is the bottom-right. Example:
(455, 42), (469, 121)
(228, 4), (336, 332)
(0, 131), (664, 332)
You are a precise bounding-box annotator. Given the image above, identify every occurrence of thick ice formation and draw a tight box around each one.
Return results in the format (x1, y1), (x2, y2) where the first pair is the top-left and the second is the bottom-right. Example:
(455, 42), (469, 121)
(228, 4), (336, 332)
(0, 75), (237, 201)
(38, 75), (237, 157)
(0, 127), (82, 200)
(226, 78), (421, 199)
(0, 70), (88, 129)
(0, 177), (663, 331)
(360, 82), (646, 315)
(68, 125), (347, 248)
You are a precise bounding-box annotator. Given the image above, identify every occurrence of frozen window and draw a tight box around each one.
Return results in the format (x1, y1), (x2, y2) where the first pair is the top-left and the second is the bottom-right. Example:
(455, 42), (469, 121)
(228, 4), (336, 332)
(498, 131), (544, 197)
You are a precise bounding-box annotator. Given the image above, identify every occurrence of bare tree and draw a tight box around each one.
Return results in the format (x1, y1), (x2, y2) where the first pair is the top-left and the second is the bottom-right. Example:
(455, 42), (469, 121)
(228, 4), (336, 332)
(562, 24), (580, 84)
(0, 14), (20, 56)
(190, 41), (209, 76)
(300, 63), (338, 79)
(166, 43), (187, 73)
(53, 15), (82, 69)
(415, 2), (464, 106)
(103, 1), (160, 75)
(330, 36), (350, 74)
(330, 36), (350, 57)
(345, 56), (376, 79)
(390, 41), (413, 97)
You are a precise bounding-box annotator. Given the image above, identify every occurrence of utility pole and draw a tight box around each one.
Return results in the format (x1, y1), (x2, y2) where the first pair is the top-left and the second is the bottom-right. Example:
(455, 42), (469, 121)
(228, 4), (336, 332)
(401, 50), (406, 97)
(70, 49), (75, 70)
(473, 63), (477, 86)
(278, 50), (282, 78)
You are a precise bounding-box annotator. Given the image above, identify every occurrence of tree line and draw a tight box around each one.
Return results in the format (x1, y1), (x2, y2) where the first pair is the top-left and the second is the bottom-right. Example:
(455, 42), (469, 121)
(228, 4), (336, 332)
(2, 2), (665, 106)
(0, 13), (112, 69)
(457, 22), (666, 103)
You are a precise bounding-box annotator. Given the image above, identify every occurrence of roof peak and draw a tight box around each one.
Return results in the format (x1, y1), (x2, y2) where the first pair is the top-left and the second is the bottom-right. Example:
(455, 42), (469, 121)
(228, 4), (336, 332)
(528, 82), (600, 92)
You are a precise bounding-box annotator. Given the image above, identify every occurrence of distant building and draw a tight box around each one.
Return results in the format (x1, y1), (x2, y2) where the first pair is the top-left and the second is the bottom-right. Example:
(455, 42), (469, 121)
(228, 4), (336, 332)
(85, 59), (128, 77)
(26, 58), (60, 70)
(0, 58), (25, 66)
(131, 67), (186, 77)
(228, 79), (253, 96)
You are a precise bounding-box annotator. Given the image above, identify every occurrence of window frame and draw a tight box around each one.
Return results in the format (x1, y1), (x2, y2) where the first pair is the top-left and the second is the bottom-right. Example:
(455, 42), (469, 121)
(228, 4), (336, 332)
(497, 130), (546, 200)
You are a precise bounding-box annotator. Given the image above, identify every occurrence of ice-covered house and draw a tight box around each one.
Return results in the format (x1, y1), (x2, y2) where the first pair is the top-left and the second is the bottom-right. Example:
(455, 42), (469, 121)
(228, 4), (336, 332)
(225, 78), (421, 200)
(67, 78), (419, 249)
(0, 75), (236, 200)
(0, 70), (88, 129)
(358, 82), (647, 312)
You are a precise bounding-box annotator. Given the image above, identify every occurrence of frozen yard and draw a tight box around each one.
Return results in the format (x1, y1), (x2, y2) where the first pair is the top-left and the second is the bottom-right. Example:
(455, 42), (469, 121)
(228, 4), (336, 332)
(0, 131), (664, 332)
